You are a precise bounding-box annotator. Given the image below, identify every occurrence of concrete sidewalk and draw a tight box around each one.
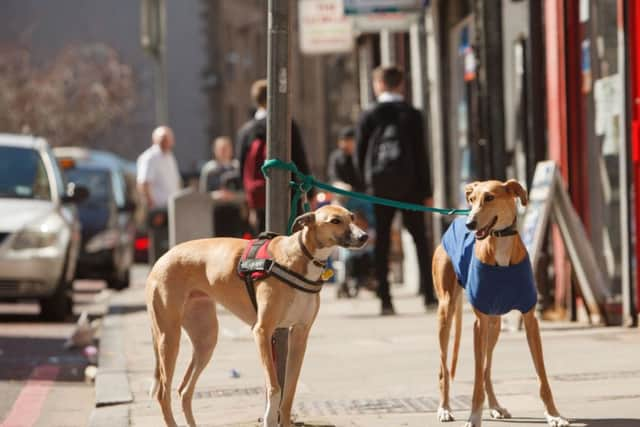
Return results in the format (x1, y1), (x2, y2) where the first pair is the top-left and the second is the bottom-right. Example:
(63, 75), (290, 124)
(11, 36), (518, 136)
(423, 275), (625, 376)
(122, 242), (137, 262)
(98, 266), (640, 427)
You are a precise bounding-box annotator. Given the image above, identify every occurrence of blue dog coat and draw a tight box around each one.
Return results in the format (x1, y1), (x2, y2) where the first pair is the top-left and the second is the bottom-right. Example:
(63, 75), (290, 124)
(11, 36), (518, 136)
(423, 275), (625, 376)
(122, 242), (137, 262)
(442, 217), (537, 315)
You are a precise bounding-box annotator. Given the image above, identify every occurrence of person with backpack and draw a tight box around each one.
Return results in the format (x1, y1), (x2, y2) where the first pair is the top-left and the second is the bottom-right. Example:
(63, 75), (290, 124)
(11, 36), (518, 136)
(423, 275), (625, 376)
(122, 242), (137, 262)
(355, 65), (436, 315)
(236, 79), (311, 234)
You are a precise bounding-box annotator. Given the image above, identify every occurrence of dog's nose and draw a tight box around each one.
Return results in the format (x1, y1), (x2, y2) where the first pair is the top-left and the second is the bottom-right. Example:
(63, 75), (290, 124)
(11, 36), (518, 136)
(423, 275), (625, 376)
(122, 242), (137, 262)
(358, 233), (369, 244)
(466, 220), (477, 230)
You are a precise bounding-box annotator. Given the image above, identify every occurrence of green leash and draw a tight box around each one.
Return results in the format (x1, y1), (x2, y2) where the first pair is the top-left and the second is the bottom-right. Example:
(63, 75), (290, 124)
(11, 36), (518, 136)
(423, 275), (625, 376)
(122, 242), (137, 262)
(261, 158), (470, 234)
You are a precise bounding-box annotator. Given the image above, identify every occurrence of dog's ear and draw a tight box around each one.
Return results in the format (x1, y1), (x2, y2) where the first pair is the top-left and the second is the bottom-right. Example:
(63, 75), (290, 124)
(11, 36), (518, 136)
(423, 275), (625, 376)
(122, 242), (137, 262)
(292, 212), (316, 233)
(464, 181), (479, 204)
(503, 179), (528, 206)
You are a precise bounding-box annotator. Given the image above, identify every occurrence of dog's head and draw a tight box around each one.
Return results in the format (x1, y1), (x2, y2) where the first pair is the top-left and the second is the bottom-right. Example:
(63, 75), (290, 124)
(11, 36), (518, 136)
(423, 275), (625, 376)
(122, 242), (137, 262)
(464, 179), (527, 240)
(292, 205), (368, 249)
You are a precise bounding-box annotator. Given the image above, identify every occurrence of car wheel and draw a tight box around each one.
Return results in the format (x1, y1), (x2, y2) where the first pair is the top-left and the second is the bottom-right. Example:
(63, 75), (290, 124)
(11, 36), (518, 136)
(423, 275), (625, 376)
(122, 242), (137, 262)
(39, 278), (72, 322)
(107, 268), (130, 290)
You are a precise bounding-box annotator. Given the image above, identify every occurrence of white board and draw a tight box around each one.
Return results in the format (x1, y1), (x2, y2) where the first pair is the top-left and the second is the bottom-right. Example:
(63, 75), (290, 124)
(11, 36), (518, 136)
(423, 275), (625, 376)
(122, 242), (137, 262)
(521, 160), (557, 268)
(299, 0), (354, 55)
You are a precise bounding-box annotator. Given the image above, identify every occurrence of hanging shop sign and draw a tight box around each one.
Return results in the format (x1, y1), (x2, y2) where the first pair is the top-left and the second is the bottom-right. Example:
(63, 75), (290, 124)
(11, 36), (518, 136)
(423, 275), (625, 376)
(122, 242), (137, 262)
(299, 0), (354, 55)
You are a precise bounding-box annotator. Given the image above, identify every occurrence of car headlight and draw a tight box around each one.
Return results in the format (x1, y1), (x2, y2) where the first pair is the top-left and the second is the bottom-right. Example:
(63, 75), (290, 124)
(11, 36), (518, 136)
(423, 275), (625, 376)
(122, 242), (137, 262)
(12, 212), (65, 250)
(85, 229), (120, 253)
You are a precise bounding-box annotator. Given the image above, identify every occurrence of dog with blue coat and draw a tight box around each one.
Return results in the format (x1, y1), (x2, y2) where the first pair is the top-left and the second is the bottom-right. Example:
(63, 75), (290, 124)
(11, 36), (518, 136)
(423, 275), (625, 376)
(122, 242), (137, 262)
(432, 179), (569, 427)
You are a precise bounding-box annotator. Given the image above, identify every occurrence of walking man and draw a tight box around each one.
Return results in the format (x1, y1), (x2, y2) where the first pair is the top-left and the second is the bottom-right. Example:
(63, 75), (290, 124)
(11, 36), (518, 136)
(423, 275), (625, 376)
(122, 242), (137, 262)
(355, 66), (435, 315)
(137, 126), (181, 261)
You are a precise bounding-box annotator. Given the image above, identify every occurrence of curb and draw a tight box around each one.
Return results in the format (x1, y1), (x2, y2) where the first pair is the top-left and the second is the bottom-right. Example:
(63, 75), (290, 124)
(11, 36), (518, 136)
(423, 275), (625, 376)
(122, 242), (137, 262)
(89, 293), (133, 427)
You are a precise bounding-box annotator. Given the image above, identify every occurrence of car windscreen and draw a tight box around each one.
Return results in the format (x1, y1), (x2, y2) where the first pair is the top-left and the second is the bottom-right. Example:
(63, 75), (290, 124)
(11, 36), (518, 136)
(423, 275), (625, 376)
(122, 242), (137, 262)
(0, 146), (52, 200)
(64, 167), (112, 205)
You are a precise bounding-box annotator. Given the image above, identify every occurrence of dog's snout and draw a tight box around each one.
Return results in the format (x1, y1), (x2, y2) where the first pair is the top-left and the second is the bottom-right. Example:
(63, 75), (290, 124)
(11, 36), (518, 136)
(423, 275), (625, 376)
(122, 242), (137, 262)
(466, 219), (477, 230)
(358, 233), (369, 244)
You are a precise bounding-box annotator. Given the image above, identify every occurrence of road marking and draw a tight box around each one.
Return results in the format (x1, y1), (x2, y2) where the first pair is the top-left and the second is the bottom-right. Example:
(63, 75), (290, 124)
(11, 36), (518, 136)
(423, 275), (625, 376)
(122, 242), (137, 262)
(1, 364), (60, 427)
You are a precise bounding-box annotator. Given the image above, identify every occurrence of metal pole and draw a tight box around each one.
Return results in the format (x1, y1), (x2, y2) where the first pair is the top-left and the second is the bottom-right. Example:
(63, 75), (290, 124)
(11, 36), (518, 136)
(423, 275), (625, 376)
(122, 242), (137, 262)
(380, 29), (395, 66)
(425, 5), (444, 238)
(618, 0), (633, 326)
(266, 0), (291, 399)
(409, 18), (424, 110)
(358, 36), (373, 109)
(155, 0), (168, 124)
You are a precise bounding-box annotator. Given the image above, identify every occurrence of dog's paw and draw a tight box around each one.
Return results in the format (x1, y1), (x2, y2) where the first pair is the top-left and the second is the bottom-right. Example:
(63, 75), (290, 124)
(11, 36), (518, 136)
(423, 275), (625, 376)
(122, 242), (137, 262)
(489, 406), (511, 419)
(437, 406), (455, 422)
(463, 412), (482, 427)
(545, 412), (570, 427)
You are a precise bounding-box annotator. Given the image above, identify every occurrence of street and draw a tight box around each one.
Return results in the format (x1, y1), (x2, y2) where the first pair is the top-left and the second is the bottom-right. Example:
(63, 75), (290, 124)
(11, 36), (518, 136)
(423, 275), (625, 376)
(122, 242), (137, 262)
(0, 279), (109, 427)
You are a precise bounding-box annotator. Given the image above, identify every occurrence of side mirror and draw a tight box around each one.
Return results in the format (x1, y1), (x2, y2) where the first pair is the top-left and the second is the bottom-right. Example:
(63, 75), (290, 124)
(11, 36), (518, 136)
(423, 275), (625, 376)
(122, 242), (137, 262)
(118, 200), (136, 213)
(62, 182), (90, 204)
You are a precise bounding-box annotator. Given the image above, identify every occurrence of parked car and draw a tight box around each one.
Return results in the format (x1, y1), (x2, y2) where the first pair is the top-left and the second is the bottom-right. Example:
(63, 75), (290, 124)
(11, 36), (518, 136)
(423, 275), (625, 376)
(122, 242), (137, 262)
(0, 134), (87, 321)
(54, 148), (136, 290)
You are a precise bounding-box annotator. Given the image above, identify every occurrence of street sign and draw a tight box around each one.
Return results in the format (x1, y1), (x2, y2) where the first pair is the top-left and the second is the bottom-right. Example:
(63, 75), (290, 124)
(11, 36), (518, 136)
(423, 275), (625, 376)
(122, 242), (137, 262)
(344, 0), (422, 15)
(351, 12), (418, 33)
(299, 0), (354, 55)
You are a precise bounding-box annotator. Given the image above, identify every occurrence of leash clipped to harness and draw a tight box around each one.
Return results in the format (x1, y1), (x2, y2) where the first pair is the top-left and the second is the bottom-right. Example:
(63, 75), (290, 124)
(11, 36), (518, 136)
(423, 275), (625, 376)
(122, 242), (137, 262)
(237, 232), (325, 312)
(260, 158), (470, 234)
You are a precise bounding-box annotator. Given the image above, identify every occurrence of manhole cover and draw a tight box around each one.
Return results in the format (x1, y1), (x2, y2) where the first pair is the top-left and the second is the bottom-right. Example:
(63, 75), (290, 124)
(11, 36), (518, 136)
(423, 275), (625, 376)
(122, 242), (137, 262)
(295, 395), (471, 416)
(553, 370), (640, 382)
(194, 386), (263, 399)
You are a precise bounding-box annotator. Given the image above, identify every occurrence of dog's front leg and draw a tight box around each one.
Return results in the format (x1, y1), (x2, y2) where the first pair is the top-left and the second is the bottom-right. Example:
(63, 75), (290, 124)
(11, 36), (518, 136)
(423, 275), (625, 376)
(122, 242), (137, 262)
(465, 312), (489, 427)
(279, 324), (311, 427)
(253, 321), (281, 427)
(522, 310), (570, 427)
(485, 316), (511, 420)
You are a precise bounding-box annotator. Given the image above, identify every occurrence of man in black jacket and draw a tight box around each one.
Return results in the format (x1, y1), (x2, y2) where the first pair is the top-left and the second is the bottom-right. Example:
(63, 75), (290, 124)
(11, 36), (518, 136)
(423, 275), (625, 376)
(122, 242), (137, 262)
(355, 65), (435, 315)
(236, 79), (311, 233)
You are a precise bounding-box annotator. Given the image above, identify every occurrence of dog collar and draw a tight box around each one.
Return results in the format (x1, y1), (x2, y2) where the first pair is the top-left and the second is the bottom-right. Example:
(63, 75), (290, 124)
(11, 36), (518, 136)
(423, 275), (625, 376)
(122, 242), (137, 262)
(490, 221), (518, 237)
(298, 232), (327, 268)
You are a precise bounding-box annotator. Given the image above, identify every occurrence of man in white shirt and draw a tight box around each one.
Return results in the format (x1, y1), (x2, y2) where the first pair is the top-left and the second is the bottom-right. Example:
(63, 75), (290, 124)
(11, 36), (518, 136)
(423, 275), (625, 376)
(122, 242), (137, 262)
(137, 126), (181, 209)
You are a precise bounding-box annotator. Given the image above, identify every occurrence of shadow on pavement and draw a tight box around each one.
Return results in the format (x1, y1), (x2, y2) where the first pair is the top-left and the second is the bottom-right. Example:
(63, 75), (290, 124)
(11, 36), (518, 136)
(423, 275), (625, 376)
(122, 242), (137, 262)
(492, 418), (640, 426)
(109, 303), (147, 315)
(343, 312), (429, 320)
(0, 336), (90, 381)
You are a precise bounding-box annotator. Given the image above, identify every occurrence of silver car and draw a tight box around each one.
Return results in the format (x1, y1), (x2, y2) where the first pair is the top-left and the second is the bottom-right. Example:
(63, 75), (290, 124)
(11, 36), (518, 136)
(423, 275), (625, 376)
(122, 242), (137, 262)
(0, 134), (87, 321)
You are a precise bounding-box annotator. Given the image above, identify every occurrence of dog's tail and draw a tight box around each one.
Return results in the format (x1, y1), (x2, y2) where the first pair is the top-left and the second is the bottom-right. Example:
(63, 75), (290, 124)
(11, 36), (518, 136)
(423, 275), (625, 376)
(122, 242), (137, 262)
(450, 292), (463, 380)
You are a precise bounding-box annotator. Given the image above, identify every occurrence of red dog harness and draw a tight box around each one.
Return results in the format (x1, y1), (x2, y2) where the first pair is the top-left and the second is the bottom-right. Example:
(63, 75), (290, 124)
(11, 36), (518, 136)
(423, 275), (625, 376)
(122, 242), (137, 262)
(237, 232), (324, 312)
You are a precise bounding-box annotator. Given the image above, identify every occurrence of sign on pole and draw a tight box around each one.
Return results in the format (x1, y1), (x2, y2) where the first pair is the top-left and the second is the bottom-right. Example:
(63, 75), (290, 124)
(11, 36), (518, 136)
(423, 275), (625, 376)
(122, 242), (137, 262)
(343, 0), (422, 15)
(299, 0), (354, 55)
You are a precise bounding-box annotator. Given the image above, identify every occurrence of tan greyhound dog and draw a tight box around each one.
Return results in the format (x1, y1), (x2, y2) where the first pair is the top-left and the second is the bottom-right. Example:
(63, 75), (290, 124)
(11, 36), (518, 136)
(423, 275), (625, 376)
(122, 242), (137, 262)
(146, 205), (367, 427)
(432, 180), (569, 427)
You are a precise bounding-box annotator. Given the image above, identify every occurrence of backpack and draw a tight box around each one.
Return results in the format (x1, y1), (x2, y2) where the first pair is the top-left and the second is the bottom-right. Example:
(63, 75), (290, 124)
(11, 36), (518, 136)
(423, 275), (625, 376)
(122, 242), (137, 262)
(364, 106), (415, 199)
(243, 136), (267, 209)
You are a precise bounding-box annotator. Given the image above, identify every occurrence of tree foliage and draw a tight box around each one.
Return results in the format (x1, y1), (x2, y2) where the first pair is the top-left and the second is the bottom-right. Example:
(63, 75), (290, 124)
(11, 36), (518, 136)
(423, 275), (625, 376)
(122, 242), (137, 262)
(0, 43), (135, 147)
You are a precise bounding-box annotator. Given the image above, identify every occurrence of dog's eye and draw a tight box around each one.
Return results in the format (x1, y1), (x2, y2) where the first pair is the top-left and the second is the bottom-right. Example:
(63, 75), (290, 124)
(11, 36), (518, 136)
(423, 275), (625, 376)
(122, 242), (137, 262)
(485, 195), (494, 202)
(330, 218), (341, 225)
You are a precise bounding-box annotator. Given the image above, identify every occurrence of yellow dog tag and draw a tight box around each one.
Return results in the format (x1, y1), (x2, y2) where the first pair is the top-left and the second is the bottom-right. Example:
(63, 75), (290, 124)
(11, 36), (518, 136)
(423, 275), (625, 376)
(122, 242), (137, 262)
(321, 269), (334, 281)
